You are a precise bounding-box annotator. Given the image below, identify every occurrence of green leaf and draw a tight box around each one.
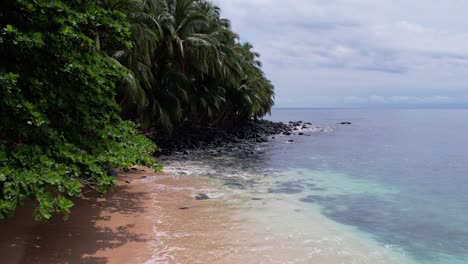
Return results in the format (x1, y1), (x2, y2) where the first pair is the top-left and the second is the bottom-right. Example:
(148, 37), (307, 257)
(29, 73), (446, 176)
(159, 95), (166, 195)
(5, 24), (14, 32)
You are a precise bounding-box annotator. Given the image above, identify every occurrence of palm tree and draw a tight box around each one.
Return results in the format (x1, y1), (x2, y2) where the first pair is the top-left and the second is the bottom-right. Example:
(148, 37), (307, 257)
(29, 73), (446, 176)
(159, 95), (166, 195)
(151, 0), (228, 129)
(101, 0), (162, 124)
(225, 42), (275, 121)
(103, 0), (275, 130)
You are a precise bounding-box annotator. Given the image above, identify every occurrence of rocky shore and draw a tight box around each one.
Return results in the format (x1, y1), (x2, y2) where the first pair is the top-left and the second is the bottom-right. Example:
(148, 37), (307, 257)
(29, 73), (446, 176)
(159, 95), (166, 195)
(149, 120), (315, 155)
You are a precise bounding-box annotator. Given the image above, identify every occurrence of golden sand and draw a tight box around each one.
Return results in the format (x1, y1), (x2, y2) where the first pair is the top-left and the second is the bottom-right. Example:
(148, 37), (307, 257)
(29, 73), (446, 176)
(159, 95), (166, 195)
(0, 167), (410, 264)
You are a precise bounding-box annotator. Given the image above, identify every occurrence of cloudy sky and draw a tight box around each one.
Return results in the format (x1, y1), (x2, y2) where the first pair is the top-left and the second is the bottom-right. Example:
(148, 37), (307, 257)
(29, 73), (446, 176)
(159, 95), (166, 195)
(214, 0), (468, 108)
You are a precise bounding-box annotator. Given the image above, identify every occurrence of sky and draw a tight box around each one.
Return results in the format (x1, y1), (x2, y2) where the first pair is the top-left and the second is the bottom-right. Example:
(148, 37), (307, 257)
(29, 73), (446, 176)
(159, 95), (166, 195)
(214, 0), (468, 108)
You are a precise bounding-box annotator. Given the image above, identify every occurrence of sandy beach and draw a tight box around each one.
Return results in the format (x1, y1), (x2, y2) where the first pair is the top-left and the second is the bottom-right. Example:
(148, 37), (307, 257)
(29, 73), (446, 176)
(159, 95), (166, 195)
(0, 167), (264, 264)
(0, 167), (160, 264)
(0, 165), (410, 264)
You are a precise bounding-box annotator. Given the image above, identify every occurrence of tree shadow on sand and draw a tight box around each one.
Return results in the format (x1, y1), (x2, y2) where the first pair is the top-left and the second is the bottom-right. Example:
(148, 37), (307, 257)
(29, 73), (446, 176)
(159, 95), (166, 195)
(0, 184), (152, 264)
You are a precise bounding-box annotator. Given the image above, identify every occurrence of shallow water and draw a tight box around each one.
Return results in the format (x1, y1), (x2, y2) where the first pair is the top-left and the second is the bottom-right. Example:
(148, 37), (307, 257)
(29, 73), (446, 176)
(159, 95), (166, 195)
(160, 161), (411, 264)
(162, 108), (468, 264)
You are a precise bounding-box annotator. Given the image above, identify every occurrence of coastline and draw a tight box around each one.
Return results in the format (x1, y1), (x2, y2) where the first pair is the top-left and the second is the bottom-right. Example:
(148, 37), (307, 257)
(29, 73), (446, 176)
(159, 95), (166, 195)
(155, 160), (414, 264)
(0, 120), (412, 264)
(0, 167), (273, 263)
(0, 164), (413, 263)
(149, 120), (295, 155)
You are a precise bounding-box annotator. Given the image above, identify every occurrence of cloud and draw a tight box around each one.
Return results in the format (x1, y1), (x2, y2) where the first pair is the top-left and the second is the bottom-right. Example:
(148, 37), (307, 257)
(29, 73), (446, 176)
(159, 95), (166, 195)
(214, 0), (468, 107)
(344, 94), (468, 106)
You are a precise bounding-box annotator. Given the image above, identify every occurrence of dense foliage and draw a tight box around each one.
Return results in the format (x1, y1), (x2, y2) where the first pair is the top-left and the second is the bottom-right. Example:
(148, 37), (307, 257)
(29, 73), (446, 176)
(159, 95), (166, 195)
(0, 0), (274, 221)
(110, 0), (275, 130)
(0, 0), (157, 221)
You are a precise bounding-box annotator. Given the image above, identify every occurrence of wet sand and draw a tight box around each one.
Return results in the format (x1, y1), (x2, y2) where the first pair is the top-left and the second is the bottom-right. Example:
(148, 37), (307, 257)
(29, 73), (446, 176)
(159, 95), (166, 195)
(0, 167), (159, 264)
(0, 167), (262, 264)
(0, 166), (409, 264)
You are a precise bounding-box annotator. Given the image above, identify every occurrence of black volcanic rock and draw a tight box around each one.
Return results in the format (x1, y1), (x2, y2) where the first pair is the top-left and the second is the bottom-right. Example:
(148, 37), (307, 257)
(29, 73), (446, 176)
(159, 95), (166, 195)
(151, 120), (293, 155)
(195, 194), (210, 200)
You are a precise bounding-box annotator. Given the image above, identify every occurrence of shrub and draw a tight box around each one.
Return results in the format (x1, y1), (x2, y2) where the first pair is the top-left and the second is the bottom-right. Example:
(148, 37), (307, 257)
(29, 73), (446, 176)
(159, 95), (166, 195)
(0, 0), (158, 221)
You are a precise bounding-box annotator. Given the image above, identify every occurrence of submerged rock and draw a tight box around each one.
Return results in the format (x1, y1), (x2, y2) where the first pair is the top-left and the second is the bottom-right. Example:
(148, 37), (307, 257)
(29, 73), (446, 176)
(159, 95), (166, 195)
(268, 187), (303, 194)
(310, 187), (326, 191)
(195, 194), (210, 200)
(300, 195), (331, 203)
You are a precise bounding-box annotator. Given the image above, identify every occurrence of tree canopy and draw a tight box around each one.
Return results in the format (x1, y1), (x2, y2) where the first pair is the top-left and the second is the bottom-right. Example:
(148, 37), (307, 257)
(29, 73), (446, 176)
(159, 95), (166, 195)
(112, 0), (275, 130)
(0, 0), (157, 221)
(0, 0), (274, 221)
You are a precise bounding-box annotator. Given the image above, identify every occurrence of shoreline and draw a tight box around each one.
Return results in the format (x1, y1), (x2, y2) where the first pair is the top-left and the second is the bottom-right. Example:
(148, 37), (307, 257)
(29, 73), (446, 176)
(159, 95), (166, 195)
(0, 167), (265, 263)
(0, 164), (413, 264)
(149, 120), (310, 155)
(0, 120), (414, 264)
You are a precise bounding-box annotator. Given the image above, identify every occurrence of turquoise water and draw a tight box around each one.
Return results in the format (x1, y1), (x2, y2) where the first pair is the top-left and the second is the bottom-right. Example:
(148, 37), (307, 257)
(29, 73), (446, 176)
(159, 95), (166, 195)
(264, 108), (468, 264)
(164, 108), (468, 263)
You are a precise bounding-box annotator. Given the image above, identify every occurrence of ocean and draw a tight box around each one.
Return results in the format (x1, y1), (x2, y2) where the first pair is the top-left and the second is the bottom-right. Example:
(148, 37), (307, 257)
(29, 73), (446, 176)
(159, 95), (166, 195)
(163, 108), (468, 263)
